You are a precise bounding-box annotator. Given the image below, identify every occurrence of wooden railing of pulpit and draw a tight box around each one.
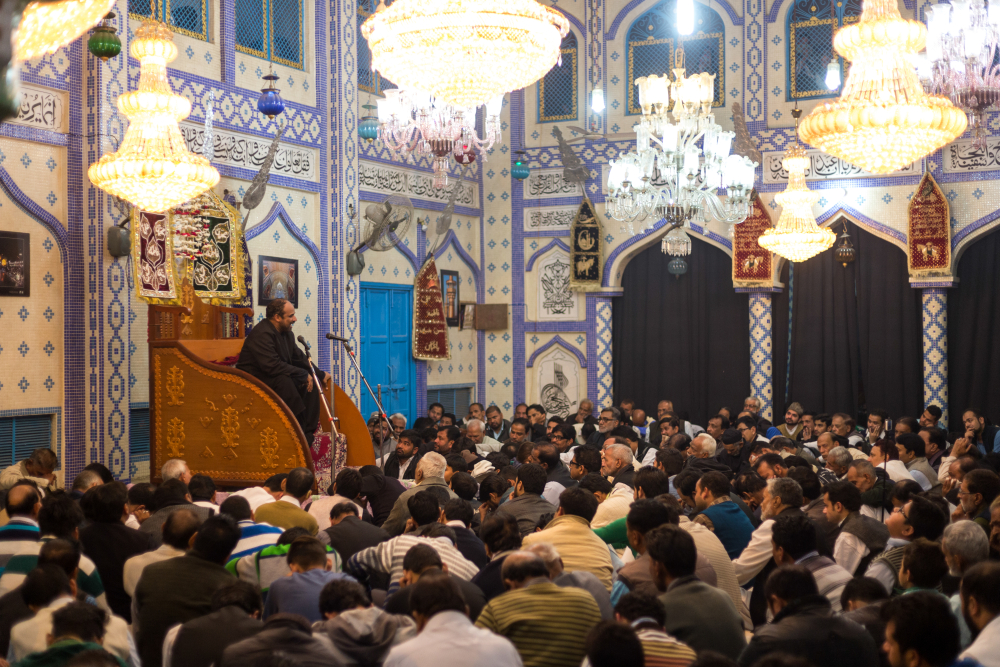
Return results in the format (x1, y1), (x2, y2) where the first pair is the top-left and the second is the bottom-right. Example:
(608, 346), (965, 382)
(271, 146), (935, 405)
(147, 297), (374, 486)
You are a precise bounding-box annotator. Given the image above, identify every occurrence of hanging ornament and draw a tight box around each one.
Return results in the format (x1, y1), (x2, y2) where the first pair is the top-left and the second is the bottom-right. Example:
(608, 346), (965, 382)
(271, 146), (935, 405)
(834, 223), (856, 267)
(455, 143), (477, 166)
(87, 12), (121, 62)
(512, 150), (530, 180)
(661, 227), (692, 257)
(257, 70), (285, 119)
(359, 103), (380, 143)
(668, 257), (688, 278)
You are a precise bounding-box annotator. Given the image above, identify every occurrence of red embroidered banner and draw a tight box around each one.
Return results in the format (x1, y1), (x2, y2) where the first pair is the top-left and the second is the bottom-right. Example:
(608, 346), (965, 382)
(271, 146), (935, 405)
(732, 197), (773, 287)
(908, 172), (951, 277)
(413, 255), (450, 360)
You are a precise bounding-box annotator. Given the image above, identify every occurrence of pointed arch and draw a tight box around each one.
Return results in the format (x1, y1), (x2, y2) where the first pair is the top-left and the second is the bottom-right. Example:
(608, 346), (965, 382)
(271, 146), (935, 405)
(526, 335), (588, 368)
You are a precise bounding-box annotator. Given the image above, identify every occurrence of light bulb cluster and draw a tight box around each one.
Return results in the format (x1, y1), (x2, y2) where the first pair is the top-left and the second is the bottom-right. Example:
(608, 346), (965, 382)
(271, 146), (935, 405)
(798, 0), (967, 174)
(605, 51), (757, 237)
(17, 0), (115, 61)
(361, 0), (569, 109)
(88, 21), (219, 213)
(376, 89), (503, 188)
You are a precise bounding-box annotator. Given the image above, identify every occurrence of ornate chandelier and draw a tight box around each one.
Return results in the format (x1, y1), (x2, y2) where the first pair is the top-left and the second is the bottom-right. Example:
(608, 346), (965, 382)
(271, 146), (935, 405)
(913, 1), (1000, 149)
(360, 0), (569, 108)
(88, 21), (219, 213)
(798, 0), (967, 174)
(376, 89), (502, 188)
(16, 0), (116, 61)
(605, 48), (758, 237)
(758, 110), (836, 262)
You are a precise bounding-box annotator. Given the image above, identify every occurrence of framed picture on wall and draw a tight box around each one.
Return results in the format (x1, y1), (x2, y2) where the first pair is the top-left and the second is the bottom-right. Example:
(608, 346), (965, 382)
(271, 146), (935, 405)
(0, 231), (30, 297)
(459, 302), (476, 330)
(440, 269), (460, 327)
(258, 256), (298, 307)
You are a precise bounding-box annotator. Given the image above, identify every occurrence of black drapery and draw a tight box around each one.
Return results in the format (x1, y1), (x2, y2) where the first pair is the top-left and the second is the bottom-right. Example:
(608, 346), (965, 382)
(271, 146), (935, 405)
(771, 220), (922, 421)
(948, 227), (1000, 420)
(612, 236), (751, 426)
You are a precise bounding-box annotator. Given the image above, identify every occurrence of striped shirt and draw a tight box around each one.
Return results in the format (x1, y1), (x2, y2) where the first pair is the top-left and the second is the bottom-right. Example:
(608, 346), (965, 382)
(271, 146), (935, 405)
(582, 627), (697, 667)
(347, 535), (479, 595)
(0, 536), (109, 612)
(796, 552), (853, 612)
(226, 543), (342, 595)
(0, 518), (40, 575)
(475, 580), (602, 667)
(231, 520), (284, 560)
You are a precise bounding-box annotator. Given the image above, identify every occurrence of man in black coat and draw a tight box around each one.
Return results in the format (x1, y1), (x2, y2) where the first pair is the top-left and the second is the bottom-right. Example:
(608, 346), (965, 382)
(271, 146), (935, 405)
(740, 565), (879, 667)
(167, 581), (263, 667)
(236, 298), (327, 437)
(322, 502), (390, 563)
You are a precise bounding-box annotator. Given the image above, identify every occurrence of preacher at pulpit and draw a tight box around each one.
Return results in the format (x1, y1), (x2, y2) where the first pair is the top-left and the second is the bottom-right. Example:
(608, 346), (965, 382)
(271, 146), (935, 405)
(236, 298), (328, 437)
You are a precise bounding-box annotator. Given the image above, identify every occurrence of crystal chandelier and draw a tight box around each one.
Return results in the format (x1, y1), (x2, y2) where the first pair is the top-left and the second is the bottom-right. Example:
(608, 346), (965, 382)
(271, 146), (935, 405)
(89, 21), (219, 213)
(361, 0), (569, 109)
(798, 0), (967, 174)
(376, 89), (502, 188)
(913, 1), (1000, 149)
(605, 47), (758, 237)
(661, 226), (692, 256)
(758, 110), (836, 262)
(16, 0), (116, 61)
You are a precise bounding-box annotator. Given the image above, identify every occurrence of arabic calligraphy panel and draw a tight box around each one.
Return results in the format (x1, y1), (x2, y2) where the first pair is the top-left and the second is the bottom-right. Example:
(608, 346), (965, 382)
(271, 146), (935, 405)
(762, 149), (918, 182)
(179, 122), (318, 181)
(522, 205), (578, 232)
(525, 168), (583, 200)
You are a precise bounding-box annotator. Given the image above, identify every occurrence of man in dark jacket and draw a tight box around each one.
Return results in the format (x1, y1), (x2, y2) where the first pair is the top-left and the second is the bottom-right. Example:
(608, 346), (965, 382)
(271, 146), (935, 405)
(441, 499), (489, 569)
(684, 434), (736, 479)
(381, 545), (487, 620)
(236, 298), (327, 437)
(534, 443), (577, 489)
(494, 464), (556, 536)
(313, 579), (416, 665)
(79, 482), (153, 622)
(139, 479), (214, 547)
(220, 613), (335, 667)
(380, 431), (423, 481)
(716, 428), (753, 476)
(323, 502), (390, 563)
(740, 565), (879, 667)
(134, 515), (240, 667)
(166, 581), (263, 667)
(472, 514), (522, 601)
(359, 465), (405, 527)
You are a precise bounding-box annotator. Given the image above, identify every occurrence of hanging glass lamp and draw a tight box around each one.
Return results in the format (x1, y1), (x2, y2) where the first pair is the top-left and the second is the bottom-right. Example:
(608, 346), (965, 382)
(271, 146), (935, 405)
(257, 70), (285, 119)
(512, 150), (530, 180)
(88, 12), (121, 61)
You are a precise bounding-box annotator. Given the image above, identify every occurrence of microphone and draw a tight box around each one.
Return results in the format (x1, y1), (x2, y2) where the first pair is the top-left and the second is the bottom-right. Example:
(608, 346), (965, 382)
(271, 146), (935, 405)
(296, 335), (310, 350)
(325, 333), (350, 342)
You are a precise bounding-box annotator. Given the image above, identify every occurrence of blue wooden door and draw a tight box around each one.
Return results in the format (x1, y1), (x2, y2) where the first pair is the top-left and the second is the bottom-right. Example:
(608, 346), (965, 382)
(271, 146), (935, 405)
(359, 282), (415, 427)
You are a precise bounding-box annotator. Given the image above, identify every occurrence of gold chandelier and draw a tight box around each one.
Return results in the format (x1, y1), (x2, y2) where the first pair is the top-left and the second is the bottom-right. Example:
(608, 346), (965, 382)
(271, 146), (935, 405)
(89, 21), (218, 213)
(759, 111), (836, 262)
(16, 0), (116, 61)
(798, 0), (967, 174)
(361, 0), (569, 108)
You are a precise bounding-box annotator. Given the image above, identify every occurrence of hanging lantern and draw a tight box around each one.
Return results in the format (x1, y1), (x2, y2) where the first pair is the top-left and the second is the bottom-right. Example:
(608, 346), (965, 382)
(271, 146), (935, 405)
(257, 71), (285, 119)
(88, 12), (121, 61)
(834, 224), (855, 267)
(512, 150), (530, 180)
(359, 104), (379, 143)
(668, 257), (688, 278)
(455, 143), (477, 166)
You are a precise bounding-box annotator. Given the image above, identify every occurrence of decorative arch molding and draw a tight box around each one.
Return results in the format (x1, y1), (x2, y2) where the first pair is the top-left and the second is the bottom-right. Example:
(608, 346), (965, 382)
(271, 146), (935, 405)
(430, 229), (481, 279)
(526, 335), (588, 368)
(951, 210), (1000, 270)
(603, 221), (733, 288)
(526, 238), (571, 271)
(607, 0), (743, 40)
(0, 165), (74, 466)
(245, 202), (329, 352)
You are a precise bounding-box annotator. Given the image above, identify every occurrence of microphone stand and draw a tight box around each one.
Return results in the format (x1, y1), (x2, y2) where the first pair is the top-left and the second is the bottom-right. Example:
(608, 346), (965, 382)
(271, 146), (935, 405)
(297, 338), (339, 478)
(336, 338), (388, 462)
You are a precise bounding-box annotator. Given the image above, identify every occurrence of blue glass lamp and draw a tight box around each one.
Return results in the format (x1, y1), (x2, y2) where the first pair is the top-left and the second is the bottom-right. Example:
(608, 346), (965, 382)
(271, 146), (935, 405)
(511, 150), (530, 181)
(359, 104), (379, 143)
(257, 70), (285, 119)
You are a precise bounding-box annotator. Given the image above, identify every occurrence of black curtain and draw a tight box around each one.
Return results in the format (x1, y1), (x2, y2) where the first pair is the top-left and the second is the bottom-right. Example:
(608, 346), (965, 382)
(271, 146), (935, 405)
(771, 220), (922, 420)
(949, 227), (1000, 420)
(612, 236), (750, 426)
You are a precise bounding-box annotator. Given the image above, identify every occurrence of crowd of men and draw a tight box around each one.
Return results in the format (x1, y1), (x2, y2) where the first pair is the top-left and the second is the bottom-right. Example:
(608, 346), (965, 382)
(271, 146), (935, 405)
(1, 394), (999, 667)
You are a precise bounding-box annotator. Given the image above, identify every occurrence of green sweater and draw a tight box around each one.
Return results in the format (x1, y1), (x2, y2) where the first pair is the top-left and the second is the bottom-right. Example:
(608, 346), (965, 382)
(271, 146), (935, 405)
(592, 517), (638, 557)
(15, 639), (126, 667)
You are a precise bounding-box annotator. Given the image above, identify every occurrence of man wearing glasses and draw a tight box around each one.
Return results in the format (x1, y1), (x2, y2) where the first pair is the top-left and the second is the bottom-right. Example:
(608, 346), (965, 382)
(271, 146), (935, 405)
(587, 407), (621, 448)
(864, 495), (948, 594)
(551, 423), (580, 464)
(568, 448), (602, 481)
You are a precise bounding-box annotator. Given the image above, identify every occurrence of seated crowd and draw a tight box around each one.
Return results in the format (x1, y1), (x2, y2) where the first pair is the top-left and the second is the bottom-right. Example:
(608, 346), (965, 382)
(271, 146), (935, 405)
(0, 394), (999, 667)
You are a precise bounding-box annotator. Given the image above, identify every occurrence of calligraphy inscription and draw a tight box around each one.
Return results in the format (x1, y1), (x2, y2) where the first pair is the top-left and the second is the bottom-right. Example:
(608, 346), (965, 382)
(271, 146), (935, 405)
(526, 169), (583, 199)
(180, 122), (317, 181)
(523, 206), (577, 232)
(359, 160), (477, 206)
(10, 84), (64, 131)
(763, 150), (918, 182)
(943, 139), (1000, 173)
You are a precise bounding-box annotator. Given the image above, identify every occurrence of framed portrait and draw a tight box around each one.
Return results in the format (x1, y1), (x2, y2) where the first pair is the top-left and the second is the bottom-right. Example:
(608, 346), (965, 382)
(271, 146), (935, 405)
(458, 302), (477, 330)
(258, 256), (298, 307)
(440, 269), (460, 327)
(0, 231), (30, 297)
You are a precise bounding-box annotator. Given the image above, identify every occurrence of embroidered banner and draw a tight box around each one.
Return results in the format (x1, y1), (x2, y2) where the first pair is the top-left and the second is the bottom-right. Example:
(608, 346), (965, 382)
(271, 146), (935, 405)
(569, 197), (601, 290)
(908, 172), (951, 277)
(733, 197), (774, 287)
(187, 196), (245, 303)
(132, 210), (182, 305)
(413, 255), (450, 360)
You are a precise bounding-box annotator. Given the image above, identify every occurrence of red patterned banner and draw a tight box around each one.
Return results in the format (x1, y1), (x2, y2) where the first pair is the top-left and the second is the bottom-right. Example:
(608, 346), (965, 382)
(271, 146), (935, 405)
(413, 255), (450, 361)
(732, 197), (774, 287)
(908, 172), (951, 277)
(132, 210), (181, 305)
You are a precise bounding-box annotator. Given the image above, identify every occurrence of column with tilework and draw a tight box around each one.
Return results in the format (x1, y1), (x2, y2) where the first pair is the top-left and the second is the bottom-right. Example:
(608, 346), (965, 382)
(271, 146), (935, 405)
(922, 288), (948, 427)
(748, 292), (774, 421)
(594, 296), (613, 408)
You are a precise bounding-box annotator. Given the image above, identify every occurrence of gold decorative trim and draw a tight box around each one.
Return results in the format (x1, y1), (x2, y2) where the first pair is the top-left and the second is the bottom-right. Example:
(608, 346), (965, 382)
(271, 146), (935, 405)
(166, 366), (185, 405)
(260, 427), (280, 469)
(539, 47), (579, 123)
(166, 417), (186, 457)
(220, 406), (241, 459)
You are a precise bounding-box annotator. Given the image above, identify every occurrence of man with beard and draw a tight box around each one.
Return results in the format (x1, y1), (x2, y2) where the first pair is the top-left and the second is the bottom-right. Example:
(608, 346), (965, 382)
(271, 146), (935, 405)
(777, 403), (804, 440)
(942, 521), (988, 648)
(882, 593), (962, 667)
(717, 429), (752, 477)
(568, 399), (594, 425)
(236, 299), (328, 438)
(484, 405), (511, 442)
(955, 408), (1000, 455)
(467, 403), (485, 423)
(959, 561), (1000, 667)
(380, 430), (423, 481)
(953, 470), (1000, 532)
(705, 415), (729, 444)
(587, 407), (622, 448)
(465, 419), (503, 455)
(799, 412), (818, 446)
